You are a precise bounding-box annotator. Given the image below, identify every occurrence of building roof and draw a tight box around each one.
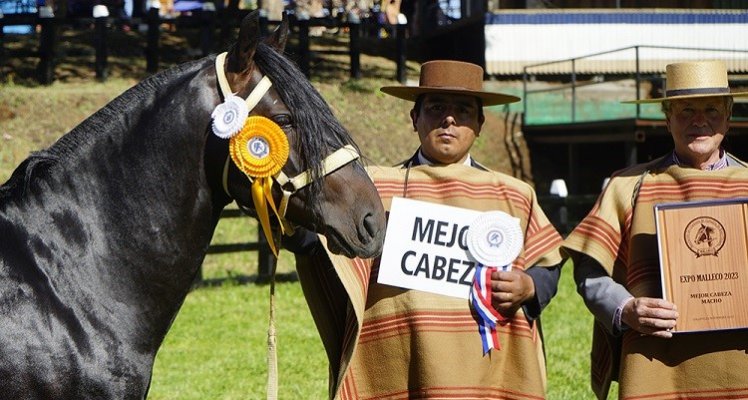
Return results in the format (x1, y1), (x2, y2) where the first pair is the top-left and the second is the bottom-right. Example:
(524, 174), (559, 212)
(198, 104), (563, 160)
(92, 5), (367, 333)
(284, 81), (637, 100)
(485, 9), (748, 76)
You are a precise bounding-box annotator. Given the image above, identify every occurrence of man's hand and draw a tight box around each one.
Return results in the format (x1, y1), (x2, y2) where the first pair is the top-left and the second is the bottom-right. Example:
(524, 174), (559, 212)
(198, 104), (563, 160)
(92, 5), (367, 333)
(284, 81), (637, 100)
(621, 297), (678, 338)
(490, 270), (536, 318)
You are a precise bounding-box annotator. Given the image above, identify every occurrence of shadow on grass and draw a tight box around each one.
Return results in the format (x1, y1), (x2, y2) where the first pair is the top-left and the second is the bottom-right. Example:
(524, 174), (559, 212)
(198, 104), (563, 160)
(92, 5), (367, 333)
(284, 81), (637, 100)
(195, 271), (299, 289)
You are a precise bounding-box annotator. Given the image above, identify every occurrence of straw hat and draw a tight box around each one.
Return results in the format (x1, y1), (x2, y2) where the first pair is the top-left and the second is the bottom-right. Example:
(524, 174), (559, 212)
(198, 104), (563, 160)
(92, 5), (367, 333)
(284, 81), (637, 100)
(626, 60), (748, 104)
(380, 60), (520, 106)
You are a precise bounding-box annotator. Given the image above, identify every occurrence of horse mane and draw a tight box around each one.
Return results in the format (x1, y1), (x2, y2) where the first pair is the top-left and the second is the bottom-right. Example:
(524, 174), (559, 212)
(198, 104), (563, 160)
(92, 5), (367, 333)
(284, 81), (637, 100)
(0, 59), (212, 202)
(254, 42), (360, 207)
(1, 45), (353, 210)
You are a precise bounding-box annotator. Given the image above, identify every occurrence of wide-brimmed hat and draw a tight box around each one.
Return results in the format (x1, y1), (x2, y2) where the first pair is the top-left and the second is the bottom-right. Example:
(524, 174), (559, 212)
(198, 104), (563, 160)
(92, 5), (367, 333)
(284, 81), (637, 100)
(625, 60), (748, 104)
(380, 60), (520, 106)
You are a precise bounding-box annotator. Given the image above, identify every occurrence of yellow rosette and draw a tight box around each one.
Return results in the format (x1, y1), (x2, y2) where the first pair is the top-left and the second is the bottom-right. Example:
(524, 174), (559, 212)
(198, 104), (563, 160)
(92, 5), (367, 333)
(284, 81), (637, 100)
(229, 116), (290, 256)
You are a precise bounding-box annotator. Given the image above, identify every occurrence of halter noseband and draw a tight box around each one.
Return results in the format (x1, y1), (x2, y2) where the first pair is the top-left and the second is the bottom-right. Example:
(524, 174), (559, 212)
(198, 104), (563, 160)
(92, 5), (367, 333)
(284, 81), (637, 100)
(214, 52), (361, 234)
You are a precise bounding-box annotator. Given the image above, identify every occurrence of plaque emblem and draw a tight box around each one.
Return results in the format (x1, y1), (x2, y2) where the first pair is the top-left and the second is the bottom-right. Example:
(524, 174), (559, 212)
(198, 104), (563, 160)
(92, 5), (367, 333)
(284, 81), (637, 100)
(684, 216), (726, 257)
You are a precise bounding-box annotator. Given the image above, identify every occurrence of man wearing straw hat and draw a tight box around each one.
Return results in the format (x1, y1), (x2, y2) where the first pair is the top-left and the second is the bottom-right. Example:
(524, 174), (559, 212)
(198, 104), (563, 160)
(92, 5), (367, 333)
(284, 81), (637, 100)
(292, 60), (565, 398)
(563, 60), (748, 399)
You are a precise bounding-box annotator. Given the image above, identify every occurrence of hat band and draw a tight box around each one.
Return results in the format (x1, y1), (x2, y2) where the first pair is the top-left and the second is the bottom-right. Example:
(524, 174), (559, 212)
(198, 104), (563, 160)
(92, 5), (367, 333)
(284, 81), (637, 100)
(666, 87), (730, 97)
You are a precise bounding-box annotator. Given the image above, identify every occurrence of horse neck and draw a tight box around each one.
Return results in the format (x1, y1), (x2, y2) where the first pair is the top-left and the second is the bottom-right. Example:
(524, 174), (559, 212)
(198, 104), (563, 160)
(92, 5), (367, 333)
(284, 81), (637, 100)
(3, 65), (226, 340)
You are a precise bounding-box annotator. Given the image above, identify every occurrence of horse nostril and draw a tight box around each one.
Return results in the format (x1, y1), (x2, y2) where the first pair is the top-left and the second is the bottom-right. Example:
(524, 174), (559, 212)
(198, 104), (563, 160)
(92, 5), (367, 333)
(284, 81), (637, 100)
(361, 213), (380, 242)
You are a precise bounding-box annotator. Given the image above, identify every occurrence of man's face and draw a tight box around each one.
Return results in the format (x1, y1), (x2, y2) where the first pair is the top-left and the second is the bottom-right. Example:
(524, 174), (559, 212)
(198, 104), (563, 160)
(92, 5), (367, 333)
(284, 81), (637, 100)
(666, 97), (731, 167)
(411, 93), (484, 164)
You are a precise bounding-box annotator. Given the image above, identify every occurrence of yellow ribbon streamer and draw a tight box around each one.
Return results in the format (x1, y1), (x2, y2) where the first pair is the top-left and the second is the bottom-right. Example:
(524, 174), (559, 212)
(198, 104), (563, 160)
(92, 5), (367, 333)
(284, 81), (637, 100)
(229, 116), (290, 256)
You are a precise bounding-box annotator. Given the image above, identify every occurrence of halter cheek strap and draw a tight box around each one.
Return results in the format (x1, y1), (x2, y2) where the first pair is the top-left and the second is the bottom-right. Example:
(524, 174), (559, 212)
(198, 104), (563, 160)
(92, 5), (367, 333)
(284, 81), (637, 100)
(215, 51), (273, 199)
(215, 52), (273, 112)
(275, 144), (360, 221)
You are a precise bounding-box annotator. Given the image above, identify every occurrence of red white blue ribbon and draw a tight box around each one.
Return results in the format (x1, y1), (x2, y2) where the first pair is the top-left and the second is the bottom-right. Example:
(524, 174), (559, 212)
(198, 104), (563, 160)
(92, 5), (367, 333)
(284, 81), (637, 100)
(470, 263), (509, 354)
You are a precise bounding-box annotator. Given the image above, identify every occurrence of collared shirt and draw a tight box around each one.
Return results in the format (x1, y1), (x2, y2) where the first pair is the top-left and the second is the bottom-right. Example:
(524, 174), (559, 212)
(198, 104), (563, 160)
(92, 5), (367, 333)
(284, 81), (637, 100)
(416, 149), (473, 167)
(670, 149), (728, 171)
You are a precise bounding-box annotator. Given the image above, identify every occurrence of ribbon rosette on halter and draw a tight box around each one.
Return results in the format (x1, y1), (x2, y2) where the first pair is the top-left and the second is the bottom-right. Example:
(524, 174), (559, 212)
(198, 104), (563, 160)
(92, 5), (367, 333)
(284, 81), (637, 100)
(229, 116), (290, 256)
(466, 211), (523, 354)
(211, 95), (249, 139)
(210, 51), (289, 257)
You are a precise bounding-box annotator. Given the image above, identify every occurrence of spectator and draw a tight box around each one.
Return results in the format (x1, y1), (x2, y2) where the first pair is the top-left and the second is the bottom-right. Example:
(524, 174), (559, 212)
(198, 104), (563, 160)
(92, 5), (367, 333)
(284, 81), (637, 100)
(292, 60), (565, 399)
(563, 60), (748, 399)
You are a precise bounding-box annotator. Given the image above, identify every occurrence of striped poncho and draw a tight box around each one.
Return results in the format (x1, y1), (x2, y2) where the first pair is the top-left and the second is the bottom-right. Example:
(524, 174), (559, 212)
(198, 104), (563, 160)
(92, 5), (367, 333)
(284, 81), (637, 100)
(296, 164), (564, 399)
(563, 156), (748, 399)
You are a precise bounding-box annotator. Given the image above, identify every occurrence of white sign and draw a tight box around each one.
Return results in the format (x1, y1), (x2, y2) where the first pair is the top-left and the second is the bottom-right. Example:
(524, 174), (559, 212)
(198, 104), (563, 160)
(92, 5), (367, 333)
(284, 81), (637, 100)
(378, 197), (485, 299)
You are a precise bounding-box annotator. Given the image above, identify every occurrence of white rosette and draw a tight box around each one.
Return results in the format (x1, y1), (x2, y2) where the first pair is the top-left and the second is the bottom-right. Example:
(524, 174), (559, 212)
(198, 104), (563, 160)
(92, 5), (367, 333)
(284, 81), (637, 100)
(211, 95), (249, 139)
(466, 211), (523, 269)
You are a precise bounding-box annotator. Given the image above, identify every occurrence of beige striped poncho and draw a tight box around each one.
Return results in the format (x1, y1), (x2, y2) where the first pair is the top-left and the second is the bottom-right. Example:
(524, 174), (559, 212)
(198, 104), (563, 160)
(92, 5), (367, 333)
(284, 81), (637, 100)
(563, 156), (748, 400)
(296, 164), (564, 399)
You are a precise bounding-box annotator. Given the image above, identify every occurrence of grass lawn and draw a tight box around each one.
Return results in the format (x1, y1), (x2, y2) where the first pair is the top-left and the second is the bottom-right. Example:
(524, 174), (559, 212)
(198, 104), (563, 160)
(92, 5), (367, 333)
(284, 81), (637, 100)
(148, 282), (329, 399)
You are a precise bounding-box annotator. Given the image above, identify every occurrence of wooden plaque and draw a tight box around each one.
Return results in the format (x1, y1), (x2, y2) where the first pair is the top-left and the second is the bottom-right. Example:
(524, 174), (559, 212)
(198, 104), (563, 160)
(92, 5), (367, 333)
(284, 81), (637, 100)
(655, 198), (748, 332)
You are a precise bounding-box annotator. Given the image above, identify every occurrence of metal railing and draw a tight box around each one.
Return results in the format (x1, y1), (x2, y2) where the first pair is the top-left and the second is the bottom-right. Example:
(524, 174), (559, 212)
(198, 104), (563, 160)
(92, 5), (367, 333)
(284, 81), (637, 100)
(521, 45), (748, 126)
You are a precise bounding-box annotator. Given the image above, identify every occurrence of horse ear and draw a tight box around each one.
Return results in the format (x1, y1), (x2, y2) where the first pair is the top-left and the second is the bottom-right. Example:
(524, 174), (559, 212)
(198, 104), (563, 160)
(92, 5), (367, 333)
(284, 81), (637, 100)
(227, 10), (262, 73)
(265, 12), (289, 52)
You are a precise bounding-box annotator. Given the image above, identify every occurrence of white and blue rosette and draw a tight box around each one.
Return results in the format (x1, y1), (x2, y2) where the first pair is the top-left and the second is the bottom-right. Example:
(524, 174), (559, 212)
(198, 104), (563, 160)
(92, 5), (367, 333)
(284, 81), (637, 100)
(211, 95), (249, 139)
(466, 210), (523, 354)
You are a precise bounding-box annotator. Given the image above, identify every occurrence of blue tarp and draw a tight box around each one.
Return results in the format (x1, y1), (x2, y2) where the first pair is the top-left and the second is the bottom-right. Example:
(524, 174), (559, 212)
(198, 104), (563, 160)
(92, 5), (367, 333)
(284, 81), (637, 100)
(1, 0), (36, 34)
(173, 0), (202, 12)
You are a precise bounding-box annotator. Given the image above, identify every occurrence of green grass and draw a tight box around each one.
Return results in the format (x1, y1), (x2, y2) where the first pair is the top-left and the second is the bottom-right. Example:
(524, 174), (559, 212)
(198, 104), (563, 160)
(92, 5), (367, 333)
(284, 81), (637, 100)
(544, 262), (619, 399)
(201, 211), (298, 280)
(0, 79), (139, 184)
(148, 283), (328, 399)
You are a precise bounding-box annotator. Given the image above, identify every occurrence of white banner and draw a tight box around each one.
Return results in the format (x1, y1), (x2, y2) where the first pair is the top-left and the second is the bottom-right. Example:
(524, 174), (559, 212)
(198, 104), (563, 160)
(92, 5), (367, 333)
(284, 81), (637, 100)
(378, 197), (483, 300)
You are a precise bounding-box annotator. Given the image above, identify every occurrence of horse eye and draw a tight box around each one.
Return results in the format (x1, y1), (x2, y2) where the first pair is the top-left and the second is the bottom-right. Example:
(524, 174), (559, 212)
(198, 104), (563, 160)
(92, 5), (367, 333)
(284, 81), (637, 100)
(274, 115), (293, 128)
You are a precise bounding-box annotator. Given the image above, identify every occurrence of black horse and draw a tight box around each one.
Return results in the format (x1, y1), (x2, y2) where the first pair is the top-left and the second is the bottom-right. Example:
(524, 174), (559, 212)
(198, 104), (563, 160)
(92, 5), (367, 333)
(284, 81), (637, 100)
(0, 12), (385, 398)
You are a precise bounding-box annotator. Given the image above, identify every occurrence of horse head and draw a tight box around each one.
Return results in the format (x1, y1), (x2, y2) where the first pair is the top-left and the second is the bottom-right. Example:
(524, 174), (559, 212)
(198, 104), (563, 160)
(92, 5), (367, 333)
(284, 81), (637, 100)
(206, 11), (385, 258)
